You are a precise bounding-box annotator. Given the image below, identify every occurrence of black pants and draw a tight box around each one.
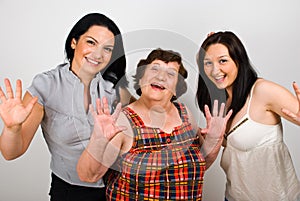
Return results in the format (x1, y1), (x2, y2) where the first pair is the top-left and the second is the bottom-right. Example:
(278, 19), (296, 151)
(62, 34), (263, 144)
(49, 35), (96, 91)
(49, 173), (106, 201)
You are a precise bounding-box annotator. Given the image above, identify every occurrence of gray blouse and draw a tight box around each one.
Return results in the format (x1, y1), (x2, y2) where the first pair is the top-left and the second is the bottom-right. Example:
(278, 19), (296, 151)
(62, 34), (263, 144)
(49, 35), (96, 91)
(28, 63), (116, 187)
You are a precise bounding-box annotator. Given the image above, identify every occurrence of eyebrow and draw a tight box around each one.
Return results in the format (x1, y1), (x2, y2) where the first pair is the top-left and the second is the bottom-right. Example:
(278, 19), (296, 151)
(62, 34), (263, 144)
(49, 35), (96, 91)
(85, 36), (114, 47)
(151, 62), (179, 72)
(204, 55), (229, 60)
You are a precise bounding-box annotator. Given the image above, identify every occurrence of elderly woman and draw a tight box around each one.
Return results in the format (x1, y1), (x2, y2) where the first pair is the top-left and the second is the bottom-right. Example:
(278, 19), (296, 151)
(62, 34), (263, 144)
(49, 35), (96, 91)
(77, 48), (231, 200)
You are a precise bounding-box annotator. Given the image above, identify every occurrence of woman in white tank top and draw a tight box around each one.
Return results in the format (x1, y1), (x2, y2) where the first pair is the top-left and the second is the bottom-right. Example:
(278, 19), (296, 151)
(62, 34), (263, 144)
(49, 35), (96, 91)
(196, 31), (300, 201)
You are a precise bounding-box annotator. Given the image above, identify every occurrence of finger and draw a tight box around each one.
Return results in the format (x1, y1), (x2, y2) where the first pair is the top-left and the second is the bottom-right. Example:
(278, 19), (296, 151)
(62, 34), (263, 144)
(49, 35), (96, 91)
(207, 32), (215, 37)
(111, 102), (122, 121)
(0, 86), (7, 102)
(15, 79), (22, 100)
(212, 100), (218, 116)
(225, 109), (233, 121)
(281, 108), (297, 119)
(4, 78), (14, 99)
(219, 102), (226, 117)
(96, 98), (103, 115)
(204, 104), (212, 120)
(102, 97), (110, 115)
(89, 104), (97, 116)
(293, 82), (300, 108)
(24, 96), (38, 114)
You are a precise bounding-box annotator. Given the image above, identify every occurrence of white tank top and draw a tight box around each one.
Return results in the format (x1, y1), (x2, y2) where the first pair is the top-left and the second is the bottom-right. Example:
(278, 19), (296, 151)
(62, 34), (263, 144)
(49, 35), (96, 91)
(221, 83), (300, 201)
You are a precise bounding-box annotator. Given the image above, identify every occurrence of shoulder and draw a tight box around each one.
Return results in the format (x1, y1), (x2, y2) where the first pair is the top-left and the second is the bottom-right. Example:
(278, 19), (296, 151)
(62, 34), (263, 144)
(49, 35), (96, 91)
(28, 64), (69, 105)
(32, 64), (68, 83)
(253, 78), (290, 97)
(114, 107), (134, 153)
(173, 101), (198, 130)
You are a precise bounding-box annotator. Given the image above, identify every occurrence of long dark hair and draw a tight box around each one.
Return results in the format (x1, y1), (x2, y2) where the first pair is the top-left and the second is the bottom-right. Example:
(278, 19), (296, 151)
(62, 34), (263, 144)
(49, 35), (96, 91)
(196, 31), (257, 118)
(65, 13), (127, 88)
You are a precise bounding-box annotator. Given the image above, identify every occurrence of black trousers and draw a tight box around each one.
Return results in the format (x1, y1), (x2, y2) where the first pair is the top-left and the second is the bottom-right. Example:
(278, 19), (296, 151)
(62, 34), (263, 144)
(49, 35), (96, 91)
(49, 173), (106, 201)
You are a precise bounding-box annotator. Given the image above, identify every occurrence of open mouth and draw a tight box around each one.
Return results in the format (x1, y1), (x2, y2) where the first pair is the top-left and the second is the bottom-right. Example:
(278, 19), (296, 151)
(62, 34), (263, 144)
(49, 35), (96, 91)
(214, 75), (225, 83)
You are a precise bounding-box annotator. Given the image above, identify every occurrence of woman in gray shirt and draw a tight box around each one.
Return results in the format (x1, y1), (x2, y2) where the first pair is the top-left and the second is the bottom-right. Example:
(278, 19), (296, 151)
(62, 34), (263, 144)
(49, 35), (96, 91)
(0, 13), (130, 201)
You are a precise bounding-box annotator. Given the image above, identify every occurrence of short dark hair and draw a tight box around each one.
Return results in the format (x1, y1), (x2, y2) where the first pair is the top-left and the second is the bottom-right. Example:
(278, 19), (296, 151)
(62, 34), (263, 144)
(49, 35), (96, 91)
(65, 13), (127, 88)
(133, 48), (188, 101)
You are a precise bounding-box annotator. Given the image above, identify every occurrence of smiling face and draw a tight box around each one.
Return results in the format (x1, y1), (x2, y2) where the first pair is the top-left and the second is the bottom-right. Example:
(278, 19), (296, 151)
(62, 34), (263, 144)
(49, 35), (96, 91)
(70, 25), (115, 79)
(203, 43), (238, 92)
(139, 59), (180, 102)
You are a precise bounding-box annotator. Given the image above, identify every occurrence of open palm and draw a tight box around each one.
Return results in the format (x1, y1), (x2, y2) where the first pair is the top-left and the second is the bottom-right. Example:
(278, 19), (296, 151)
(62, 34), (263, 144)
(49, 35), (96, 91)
(90, 97), (126, 141)
(0, 79), (37, 131)
(201, 100), (232, 139)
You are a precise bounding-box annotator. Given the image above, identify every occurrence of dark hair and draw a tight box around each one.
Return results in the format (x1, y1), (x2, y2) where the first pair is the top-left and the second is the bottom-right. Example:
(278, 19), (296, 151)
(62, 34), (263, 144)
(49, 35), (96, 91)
(65, 13), (127, 88)
(133, 48), (188, 102)
(196, 31), (257, 118)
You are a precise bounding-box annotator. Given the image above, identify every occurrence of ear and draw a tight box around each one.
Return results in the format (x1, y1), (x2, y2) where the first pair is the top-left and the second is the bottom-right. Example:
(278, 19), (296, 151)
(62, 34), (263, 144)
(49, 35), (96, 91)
(71, 38), (77, 49)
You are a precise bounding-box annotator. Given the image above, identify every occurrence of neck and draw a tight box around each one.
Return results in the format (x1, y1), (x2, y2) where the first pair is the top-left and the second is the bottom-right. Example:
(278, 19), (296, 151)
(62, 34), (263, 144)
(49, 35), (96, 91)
(132, 97), (176, 130)
(70, 65), (94, 87)
(135, 96), (173, 114)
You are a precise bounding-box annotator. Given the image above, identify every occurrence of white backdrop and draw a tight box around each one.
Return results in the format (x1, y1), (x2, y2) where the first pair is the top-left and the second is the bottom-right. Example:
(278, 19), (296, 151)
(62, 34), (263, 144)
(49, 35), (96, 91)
(0, 0), (299, 200)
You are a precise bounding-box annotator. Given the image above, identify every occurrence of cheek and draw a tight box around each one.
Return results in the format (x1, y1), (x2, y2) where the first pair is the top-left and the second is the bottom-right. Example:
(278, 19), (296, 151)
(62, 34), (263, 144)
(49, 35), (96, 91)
(168, 79), (178, 93)
(74, 45), (90, 58)
(102, 52), (113, 62)
(203, 68), (211, 76)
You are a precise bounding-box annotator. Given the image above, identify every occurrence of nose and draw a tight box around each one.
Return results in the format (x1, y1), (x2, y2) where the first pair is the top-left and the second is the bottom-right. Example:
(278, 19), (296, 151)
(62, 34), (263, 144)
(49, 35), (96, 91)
(91, 47), (103, 60)
(156, 69), (167, 81)
(211, 63), (221, 75)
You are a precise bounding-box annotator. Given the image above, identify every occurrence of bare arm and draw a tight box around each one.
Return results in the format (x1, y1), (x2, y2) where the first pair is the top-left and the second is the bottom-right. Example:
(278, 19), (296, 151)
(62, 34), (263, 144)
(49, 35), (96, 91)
(77, 97), (126, 183)
(255, 79), (300, 126)
(0, 79), (43, 160)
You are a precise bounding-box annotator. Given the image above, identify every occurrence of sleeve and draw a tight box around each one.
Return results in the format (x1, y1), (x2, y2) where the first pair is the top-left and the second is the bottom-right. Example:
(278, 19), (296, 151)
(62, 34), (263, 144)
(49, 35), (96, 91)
(27, 71), (54, 106)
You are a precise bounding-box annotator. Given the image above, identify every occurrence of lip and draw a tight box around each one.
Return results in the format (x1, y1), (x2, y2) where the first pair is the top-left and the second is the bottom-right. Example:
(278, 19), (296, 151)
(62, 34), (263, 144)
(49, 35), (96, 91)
(151, 83), (166, 90)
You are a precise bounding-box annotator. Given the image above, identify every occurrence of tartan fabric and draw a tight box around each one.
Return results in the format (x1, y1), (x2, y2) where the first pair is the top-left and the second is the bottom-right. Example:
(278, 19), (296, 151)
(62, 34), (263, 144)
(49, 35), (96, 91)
(106, 102), (206, 201)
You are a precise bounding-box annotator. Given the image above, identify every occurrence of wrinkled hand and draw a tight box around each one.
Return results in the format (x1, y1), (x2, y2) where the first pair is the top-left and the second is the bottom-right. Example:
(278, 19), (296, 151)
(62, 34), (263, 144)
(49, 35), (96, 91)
(282, 82), (300, 124)
(201, 100), (232, 139)
(90, 97), (126, 141)
(0, 78), (37, 132)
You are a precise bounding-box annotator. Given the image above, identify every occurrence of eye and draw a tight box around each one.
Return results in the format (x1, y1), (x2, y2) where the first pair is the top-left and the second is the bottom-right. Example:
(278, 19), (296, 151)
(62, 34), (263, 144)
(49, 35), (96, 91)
(219, 59), (228, 64)
(204, 61), (213, 67)
(151, 65), (159, 71)
(104, 47), (113, 53)
(167, 69), (177, 77)
(86, 39), (96, 46)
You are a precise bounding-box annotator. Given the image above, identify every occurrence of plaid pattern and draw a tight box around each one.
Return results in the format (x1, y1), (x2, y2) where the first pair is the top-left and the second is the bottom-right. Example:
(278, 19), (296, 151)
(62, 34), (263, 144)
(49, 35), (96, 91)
(106, 102), (206, 201)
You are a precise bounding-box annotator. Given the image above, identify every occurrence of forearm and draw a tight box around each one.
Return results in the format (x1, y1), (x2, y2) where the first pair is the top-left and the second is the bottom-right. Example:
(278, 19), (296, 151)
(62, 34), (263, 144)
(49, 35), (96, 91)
(201, 136), (223, 169)
(77, 134), (119, 183)
(200, 135), (223, 169)
(0, 127), (24, 160)
(77, 150), (108, 183)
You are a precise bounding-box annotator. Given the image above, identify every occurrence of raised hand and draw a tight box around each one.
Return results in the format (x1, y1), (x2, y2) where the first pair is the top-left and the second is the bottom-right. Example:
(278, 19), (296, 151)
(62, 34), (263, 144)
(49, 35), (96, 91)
(90, 97), (126, 141)
(199, 100), (232, 168)
(0, 78), (37, 132)
(281, 82), (300, 124)
(201, 100), (232, 139)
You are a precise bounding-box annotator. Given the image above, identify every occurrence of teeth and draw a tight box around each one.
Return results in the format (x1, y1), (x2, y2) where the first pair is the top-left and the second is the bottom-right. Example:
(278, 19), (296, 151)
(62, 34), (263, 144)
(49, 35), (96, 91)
(214, 75), (224, 80)
(86, 58), (99, 65)
(151, 84), (165, 89)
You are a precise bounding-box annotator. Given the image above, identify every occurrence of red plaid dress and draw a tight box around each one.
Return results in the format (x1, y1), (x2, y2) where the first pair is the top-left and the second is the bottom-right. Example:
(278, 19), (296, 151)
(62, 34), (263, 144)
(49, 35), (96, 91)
(106, 102), (206, 201)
